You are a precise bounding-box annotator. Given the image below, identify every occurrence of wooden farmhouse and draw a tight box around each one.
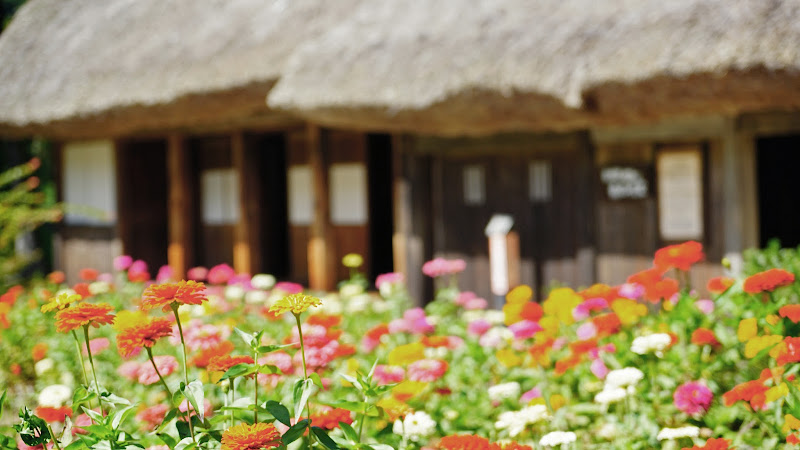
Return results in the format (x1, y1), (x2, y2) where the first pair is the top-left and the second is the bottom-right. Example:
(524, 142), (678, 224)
(2, 0), (800, 302)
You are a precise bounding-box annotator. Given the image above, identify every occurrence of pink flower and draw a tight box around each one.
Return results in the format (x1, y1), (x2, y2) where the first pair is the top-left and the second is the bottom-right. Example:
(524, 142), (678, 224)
(137, 356), (178, 385)
(113, 255), (133, 271)
(422, 258), (450, 278)
(673, 381), (713, 416)
(376, 272), (404, 289)
(454, 291), (477, 306)
(208, 264), (235, 285)
(590, 358), (609, 379)
(576, 322), (598, 340)
(97, 273), (114, 283)
(467, 319), (491, 336)
(388, 318), (410, 334)
(508, 320), (542, 340)
(374, 365), (405, 385)
(273, 281), (304, 295)
(447, 259), (466, 274)
(136, 404), (169, 430)
(618, 283), (644, 300)
(573, 298), (609, 320)
(118, 361), (141, 380)
(407, 359), (448, 382)
(187, 266), (208, 281)
(170, 319), (231, 351)
(404, 308), (434, 334)
(695, 299), (715, 315)
(520, 387), (542, 403)
(83, 337), (110, 355)
(156, 265), (174, 283)
(179, 398), (213, 419)
(130, 260), (148, 274)
(465, 297), (489, 310)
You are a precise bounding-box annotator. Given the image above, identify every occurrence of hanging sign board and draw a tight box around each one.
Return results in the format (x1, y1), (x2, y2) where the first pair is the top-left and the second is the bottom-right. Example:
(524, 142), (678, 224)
(657, 149), (704, 240)
(600, 166), (649, 200)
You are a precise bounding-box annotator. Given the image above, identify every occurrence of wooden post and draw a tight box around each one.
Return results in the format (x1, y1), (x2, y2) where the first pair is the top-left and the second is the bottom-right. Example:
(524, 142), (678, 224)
(231, 132), (257, 275)
(307, 125), (336, 290)
(167, 135), (194, 279)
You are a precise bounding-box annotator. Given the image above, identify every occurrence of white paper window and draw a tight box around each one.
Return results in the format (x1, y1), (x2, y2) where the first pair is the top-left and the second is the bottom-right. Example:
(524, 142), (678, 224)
(657, 149), (704, 240)
(529, 160), (552, 202)
(463, 165), (485, 205)
(62, 140), (117, 225)
(330, 163), (368, 225)
(200, 168), (240, 225)
(288, 165), (313, 225)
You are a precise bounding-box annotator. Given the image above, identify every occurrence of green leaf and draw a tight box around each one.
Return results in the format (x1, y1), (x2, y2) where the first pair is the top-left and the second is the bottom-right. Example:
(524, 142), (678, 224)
(157, 408), (179, 433)
(111, 404), (137, 430)
(309, 372), (323, 388)
(184, 380), (205, 421)
(311, 427), (339, 450)
(81, 407), (105, 424)
(14, 407), (51, 446)
(294, 378), (318, 420)
(174, 436), (197, 450)
(0, 390), (6, 420)
(258, 364), (280, 375)
(256, 344), (293, 353)
(265, 400), (291, 426)
(234, 327), (256, 347)
(157, 433), (177, 449)
(339, 421), (359, 443)
(220, 363), (257, 381)
(281, 419), (309, 445)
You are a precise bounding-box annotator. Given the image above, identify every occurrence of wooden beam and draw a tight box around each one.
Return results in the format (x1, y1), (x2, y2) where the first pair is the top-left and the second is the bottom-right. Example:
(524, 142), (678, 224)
(167, 135), (194, 279)
(307, 125), (336, 290)
(231, 132), (255, 274)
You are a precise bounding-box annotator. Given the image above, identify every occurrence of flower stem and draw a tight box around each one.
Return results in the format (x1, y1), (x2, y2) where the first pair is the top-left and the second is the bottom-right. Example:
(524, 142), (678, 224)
(146, 347), (173, 398)
(71, 329), (89, 387)
(83, 325), (104, 417)
(172, 305), (197, 446)
(357, 392), (368, 441)
(254, 348), (260, 423)
(45, 422), (62, 450)
(294, 313), (314, 448)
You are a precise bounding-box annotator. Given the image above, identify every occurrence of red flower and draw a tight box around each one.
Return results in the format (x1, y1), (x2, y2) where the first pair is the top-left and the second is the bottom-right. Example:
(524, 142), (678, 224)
(743, 268), (795, 294)
(438, 435), (493, 450)
(309, 407), (353, 430)
(79, 268), (99, 282)
(519, 302), (543, 322)
(48, 271), (65, 284)
(116, 316), (174, 358)
(723, 379), (769, 410)
(654, 241), (704, 272)
(776, 337), (800, 366)
(592, 313), (621, 337)
(73, 283), (92, 299)
(207, 355), (254, 374)
(691, 328), (721, 347)
(54, 303), (115, 333)
(192, 341), (235, 368)
(780, 304), (800, 323)
(35, 406), (72, 423)
(681, 437), (732, 450)
(140, 280), (207, 312)
(706, 277), (734, 294)
(307, 314), (342, 329)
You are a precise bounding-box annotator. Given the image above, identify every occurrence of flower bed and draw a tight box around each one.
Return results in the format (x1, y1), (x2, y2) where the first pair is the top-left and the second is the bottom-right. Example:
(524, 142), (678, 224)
(0, 243), (799, 449)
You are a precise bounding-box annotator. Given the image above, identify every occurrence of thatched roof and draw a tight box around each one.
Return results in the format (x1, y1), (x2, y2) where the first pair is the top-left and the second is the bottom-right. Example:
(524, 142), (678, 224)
(268, 0), (800, 135)
(2, 0), (800, 138)
(0, 0), (359, 139)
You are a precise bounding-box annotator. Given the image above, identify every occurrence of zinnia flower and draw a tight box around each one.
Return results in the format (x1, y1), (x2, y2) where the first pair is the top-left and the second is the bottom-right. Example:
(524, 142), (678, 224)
(54, 302), (115, 333)
(654, 241), (704, 272)
(116, 316), (174, 358)
(673, 381), (713, 415)
(393, 411), (437, 442)
(269, 293), (322, 316)
(657, 426), (700, 441)
(743, 268), (795, 294)
(780, 304), (800, 323)
(221, 422), (281, 450)
(706, 277), (734, 294)
(207, 355), (255, 374)
(691, 328), (721, 347)
(141, 280), (207, 312)
(438, 435), (492, 450)
(407, 359), (448, 382)
(310, 407), (353, 430)
(539, 431), (577, 447)
(682, 438), (732, 450)
(138, 355), (178, 385)
(41, 292), (82, 313)
(35, 406), (72, 423)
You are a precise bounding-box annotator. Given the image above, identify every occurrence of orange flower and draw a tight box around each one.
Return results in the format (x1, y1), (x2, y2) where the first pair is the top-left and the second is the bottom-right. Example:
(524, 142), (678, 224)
(789, 434), (800, 445)
(221, 422), (281, 450)
(73, 283), (92, 299)
(32, 343), (48, 361)
(780, 305), (800, 323)
(307, 313), (342, 329)
(207, 355), (254, 374)
(79, 268), (99, 281)
(309, 407), (353, 430)
(743, 268), (795, 294)
(47, 271), (65, 284)
(54, 303), (115, 333)
(192, 341), (236, 368)
(723, 378), (769, 410)
(592, 313), (622, 336)
(776, 337), (800, 366)
(554, 353), (583, 376)
(579, 283), (618, 302)
(654, 241), (704, 272)
(35, 406), (72, 423)
(421, 335), (451, 348)
(706, 277), (734, 294)
(627, 267), (678, 303)
(691, 328), (721, 347)
(519, 302), (543, 322)
(681, 437), (731, 450)
(492, 442), (532, 450)
(116, 316), (174, 358)
(141, 280), (207, 312)
(438, 435), (493, 450)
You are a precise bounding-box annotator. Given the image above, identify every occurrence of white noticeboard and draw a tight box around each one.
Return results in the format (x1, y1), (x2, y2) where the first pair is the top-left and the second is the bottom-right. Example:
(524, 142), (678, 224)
(62, 140), (117, 225)
(657, 149), (704, 240)
(288, 165), (313, 225)
(329, 163), (367, 225)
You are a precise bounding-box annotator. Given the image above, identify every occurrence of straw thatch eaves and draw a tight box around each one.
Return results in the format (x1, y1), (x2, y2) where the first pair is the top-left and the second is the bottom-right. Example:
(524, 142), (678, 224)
(1, 0), (800, 139)
(268, 0), (800, 135)
(0, 0), (360, 139)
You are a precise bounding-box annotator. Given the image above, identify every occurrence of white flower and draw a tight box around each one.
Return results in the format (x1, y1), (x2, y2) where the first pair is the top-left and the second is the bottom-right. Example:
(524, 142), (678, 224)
(318, 295), (343, 315)
(347, 294), (370, 312)
(488, 382), (521, 402)
(88, 281), (110, 295)
(39, 384), (72, 407)
(340, 283), (365, 299)
(594, 387), (627, 404)
(224, 285), (245, 301)
(539, 431), (577, 447)
(34, 358), (54, 376)
(597, 423), (618, 440)
(495, 404), (549, 437)
(604, 367), (644, 388)
(631, 333), (671, 356)
(244, 290), (269, 304)
(424, 346), (448, 359)
(657, 426), (700, 441)
(393, 411), (436, 442)
(250, 274), (276, 290)
(55, 288), (77, 297)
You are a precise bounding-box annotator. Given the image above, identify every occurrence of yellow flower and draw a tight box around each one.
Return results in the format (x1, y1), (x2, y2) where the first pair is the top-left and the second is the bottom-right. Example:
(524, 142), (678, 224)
(506, 285), (533, 304)
(542, 288), (582, 324)
(538, 316), (560, 339)
(503, 303), (525, 326)
(392, 381), (427, 401)
(784, 414), (800, 433)
(112, 310), (149, 332)
(496, 348), (522, 368)
(41, 292), (82, 313)
(550, 394), (566, 411)
(388, 342), (425, 366)
(376, 397), (412, 421)
(766, 383), (789, 403)
(744, 334), (782, 358)
(268, 293), (322, 316)
(767, 314), (781, 326)
(342, 253), (364, 268)
(611, 298), (648, 325)
(737, 318), (758, 343)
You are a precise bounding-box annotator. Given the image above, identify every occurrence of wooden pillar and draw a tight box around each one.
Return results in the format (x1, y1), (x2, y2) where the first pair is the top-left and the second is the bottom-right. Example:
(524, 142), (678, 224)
(232, 132), (258, 274)
(167, 135), (194, 279)
(307, 125), (336, 290)
(721, 118), (758, 273)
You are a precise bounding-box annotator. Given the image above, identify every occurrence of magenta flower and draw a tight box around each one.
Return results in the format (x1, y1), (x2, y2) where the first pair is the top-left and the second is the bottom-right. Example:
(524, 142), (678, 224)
(156, 265), (174, 283)
(508, 320), (543, 340)
(573, 298), (609, 320)
(520, 387), (542, 403)
(590, 358), (609, 379)
(273, 281), (304, 295)
(376, 272), (404, 289)
(207, 263), (235, 285)
(468, 319), (491, 336)
(187, 266), (209, 281)
(138, 355), (178, 385)
(374, 365), (405, 385)
(113, 255), (133, 271)
(673, 381), (713, 415)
